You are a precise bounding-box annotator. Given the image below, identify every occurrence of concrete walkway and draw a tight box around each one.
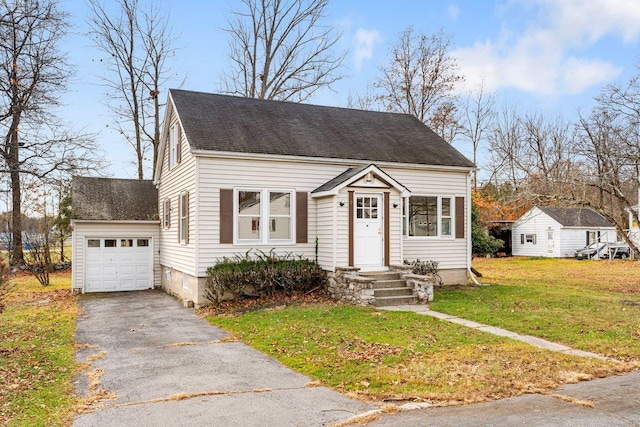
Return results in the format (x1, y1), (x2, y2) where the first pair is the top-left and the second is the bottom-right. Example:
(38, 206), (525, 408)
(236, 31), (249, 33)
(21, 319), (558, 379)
(378, 305), (612, 361)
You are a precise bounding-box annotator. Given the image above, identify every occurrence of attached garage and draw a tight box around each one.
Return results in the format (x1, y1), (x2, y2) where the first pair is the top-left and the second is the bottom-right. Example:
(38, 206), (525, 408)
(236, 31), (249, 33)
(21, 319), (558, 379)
(72, 177), (160, 294)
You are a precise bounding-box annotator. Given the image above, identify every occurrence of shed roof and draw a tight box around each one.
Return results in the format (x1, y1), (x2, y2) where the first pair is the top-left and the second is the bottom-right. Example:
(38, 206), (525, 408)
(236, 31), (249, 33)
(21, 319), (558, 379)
(169, 89), (475, 168)
(538, 207), (613, 228)
(72, 177), (158, 221)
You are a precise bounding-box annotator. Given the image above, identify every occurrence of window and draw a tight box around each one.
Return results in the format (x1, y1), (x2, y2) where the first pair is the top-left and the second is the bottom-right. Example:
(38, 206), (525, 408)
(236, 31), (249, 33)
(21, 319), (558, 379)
(356, 196), (378, 219)
(521, 234), (537, 244)
(238, 190), (261, 240)
(179, 192), (189, 244)
(404, 196), (453, 238)
(169, 124), (180, 168)
(163, 199), (171, 229)
(137, 239), (149, 247)
(236, 189), (293, 243)
(87, 239), (100, 248)
(587, 230), (601, 245)
(105, 239), (117, 247)
(441, 198), (452, 237)
(121, 239), (133, 247)
(269, 192), (291, 240)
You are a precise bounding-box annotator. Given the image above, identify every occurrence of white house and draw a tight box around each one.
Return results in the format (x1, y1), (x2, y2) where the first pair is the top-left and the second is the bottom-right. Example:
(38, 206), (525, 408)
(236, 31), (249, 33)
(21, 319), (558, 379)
(512, 206), (617, 258)
(72, 89), (476, 306)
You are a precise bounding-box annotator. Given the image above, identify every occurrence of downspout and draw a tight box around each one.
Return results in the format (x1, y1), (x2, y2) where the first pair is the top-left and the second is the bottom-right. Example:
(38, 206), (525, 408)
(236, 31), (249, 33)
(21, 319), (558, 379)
(466, 171), (487, 286)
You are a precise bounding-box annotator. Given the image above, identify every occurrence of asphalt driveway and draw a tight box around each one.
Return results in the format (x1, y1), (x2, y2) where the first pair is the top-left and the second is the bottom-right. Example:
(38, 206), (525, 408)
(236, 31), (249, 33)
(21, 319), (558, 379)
(73, 290), (373, 427)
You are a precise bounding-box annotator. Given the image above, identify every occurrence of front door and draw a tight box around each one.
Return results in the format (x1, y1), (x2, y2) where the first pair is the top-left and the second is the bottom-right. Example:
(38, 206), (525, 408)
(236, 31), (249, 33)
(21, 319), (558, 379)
(354, 194), (383, 269)
(547, 230), (555, 256)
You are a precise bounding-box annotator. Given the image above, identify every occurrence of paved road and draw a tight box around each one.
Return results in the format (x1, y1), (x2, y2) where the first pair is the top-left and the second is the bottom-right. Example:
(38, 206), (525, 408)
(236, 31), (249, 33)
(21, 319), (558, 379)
(73, 290), (372, 427)
(365, 371), (640, 426)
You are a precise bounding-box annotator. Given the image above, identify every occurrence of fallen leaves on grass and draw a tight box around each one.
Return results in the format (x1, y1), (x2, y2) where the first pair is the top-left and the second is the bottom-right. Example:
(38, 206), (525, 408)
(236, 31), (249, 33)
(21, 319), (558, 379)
(197, 289), (338, 317)
(338, 338), (404, 363)
(1, 284), (78, 425)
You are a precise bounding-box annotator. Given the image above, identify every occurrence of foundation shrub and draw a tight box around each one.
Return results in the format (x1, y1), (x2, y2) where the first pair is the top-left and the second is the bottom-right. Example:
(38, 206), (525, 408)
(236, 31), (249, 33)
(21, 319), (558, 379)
(205, 250), (327, 304)
(403, 259), (443, 285)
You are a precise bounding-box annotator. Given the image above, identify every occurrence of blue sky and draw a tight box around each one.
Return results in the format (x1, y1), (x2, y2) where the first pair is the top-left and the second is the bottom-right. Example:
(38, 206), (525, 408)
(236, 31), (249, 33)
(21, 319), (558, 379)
(59, 0), (640, 178)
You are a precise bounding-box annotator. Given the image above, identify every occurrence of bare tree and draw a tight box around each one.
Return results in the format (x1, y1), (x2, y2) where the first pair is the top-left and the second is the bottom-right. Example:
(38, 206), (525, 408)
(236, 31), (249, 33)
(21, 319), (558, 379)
(0, 0), (102, 265)
(460, 80), (495, 188)
(487, 104), (525, 187)
(374, 27), (464, 142)
(88, 0), (178, 178)
(222, 0), (344, 102)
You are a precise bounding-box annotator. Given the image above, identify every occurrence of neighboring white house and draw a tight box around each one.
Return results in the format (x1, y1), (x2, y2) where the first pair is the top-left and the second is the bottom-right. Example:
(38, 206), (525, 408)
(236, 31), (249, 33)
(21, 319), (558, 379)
(512, 206), (617, 258)
(72, 89), (477, 306)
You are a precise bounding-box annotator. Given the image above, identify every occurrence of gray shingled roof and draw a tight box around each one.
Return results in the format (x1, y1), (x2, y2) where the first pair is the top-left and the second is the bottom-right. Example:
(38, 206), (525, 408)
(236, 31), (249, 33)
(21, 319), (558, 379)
(170, 89), (475, 168)
(72, 177), (158, 221)
(539, 207), (613, 228)
(312, 165), (369, 193)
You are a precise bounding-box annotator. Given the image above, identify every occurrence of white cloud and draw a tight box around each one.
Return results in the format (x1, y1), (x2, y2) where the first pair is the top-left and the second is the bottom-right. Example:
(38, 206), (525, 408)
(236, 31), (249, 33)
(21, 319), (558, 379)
(560, 57), (622, 95)
(353, 28), (381, 71)
(447, 4), (460, 21)
(453, 0), (640, 97)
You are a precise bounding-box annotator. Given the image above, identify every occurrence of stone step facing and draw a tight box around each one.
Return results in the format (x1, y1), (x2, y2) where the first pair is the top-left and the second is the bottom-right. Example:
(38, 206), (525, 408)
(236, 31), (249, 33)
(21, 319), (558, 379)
(371, 279), (406, 289)
(360, 272), (402, 281)
(372, 295), (418, 307)
(361, 271), (418, 306)
(374, 287), (414, 297)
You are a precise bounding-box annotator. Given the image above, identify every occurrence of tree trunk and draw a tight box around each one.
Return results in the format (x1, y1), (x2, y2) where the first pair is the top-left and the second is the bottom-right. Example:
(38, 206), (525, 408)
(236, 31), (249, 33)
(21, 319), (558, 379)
(9, 158), (23, 266)
(6, 110), (24, 266)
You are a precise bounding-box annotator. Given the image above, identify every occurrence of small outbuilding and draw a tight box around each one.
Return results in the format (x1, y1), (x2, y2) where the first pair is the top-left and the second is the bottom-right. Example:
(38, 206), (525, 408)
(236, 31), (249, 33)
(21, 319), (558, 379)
(512, 206), (617, 258)
(71, 177), (160, 293)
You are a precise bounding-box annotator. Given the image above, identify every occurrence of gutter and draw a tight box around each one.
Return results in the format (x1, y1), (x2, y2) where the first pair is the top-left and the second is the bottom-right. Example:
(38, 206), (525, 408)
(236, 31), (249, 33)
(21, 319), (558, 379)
(467, 170), (487, 287)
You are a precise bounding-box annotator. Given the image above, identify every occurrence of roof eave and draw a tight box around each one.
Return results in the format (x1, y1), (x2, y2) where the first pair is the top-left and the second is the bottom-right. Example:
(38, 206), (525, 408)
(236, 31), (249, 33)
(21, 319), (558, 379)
(190, 149), (477, 172)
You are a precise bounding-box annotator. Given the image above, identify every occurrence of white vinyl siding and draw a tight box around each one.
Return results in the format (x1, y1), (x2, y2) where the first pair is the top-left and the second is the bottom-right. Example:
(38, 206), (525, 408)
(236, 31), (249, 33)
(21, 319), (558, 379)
(559, 228), (616, 257)
(386, 167), (468, 269)
(71, 221), (160, 292)
(157, 105), (196, 276)
(315, 196), (336, 269)
(193, 158), (469, 274)
(196, 157), (337, 275)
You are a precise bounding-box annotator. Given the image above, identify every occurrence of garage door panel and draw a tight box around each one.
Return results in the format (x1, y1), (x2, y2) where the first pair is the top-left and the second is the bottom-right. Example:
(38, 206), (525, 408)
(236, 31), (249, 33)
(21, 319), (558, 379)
(84, 237), (153, 293)
(120, 265), (136, 275)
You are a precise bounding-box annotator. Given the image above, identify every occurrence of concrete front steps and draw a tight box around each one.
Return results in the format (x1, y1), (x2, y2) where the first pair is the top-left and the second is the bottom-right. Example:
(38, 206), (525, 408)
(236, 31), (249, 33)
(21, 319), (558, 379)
(360, 271), (418, 307)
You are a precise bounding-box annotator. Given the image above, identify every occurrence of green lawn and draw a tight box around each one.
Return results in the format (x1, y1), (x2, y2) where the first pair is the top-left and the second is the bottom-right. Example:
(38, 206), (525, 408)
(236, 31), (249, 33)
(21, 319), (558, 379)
(432, 258), (640, 361)
(208, 300), (628, 404)
(0, 271), (78, 427)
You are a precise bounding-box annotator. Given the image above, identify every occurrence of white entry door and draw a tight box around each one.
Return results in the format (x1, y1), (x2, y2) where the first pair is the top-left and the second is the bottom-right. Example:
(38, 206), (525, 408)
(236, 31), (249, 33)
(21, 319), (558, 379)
(354, 194), (383, 269)
(547, 230), (555, 256)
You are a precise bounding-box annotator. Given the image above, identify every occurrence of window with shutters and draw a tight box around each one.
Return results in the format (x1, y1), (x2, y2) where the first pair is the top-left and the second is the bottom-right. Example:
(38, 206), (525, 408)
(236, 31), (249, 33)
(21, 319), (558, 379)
(235, 189), (294, 244)
(403, 195), (455, 238)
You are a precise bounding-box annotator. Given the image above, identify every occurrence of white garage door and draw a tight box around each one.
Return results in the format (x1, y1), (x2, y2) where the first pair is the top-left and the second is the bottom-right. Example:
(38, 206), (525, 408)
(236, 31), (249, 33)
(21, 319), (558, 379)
(85, 237), (153, 292)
